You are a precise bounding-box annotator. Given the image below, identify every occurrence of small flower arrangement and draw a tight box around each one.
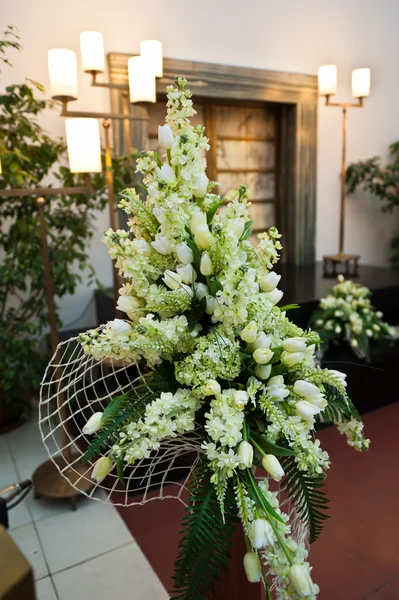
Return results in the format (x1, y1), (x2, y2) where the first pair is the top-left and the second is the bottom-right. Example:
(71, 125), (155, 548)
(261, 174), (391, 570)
(312, 275), (395, 360)
(75, 79), (370, 599)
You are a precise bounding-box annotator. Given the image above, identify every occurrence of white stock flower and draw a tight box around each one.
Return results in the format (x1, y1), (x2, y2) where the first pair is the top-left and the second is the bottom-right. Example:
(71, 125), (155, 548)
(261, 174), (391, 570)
(200, 252), (213, 275)
(202, 379), (221, 396)
(158, 124), (174, 149)
(255, 363), (272, 380)
(151, 234), (173, 255)
(177, 264), (197, 284)
(117, 295), (141, 317)
(233, 390), (249, 409)
(107, 319), (131, 335)
(194, 282), (209, 301)
(264, 288), (284, 305)
(283, 337), (307, 353)
(176, 242), (194, 264)
(243, 552), (261, 583)
(281, 351), (305, 367)
(156, 164), (176, 186)
(259, 271), (281, 292)
(195, 226), (212, 250)
(132, 238), (152, 256)
(92, 456), (114, 483)
(251, 518), (274, 549)
(83, 412), (103, 435)
(193, 173), (209, 198)
(240, 321), (258, 344)
(163, 270), (183, 290)
(253, 348), (274, 365)
(237, 440), (253, 468)
(288, 564), (315, 598)
(261, 454), (285, 481)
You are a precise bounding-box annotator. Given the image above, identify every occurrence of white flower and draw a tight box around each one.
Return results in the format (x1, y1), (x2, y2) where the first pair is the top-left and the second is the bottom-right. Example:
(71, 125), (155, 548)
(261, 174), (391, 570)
(255, 364), (272, 380)
(227, 217), (246, 239)
(234, 390), (249, 409)
(158, 124), (174, 150)
(180, 284), (194, 298)
(281, 350), (305, 367)
(283, 337), (307, 353)
(288, 564), (315, 598)
(177, 264), (197, 284)
(194, 282), (209, 301)
(253, 348), (273, 365)
(176, 242), (194, 264)
(163, 270), (183, 290)
(107, 319), (131, 335)
(243, 552), (261, 583)
(83, 412), (103, 435)
(205, 296), (217, 315)
(117, 295), (141, 316)
(193, 173), (209, 198)
(202, 379), (221, 396)
(151, 234), (172, 255)
(335, 325), (342, 334)
(366, 329), (373, 337)
(293, 380), (321, 398)
(251, 518), (274, 549)
(132, 238), (152, 256)
(295, 400), (322, 422)
(237, 440), (253, 468)
(329, 369), (347, 387)
(200, 252), (213, 275)
(261, 454), (285, 481)
(195, 226), (212, 250)
(259, 271), (281, 292)
(251, 332), (272, 351)
(190, 211), (208, 235)
(92, 456), (114, 483)
(156, 164), (176, 186)
(240, 321), (258, 344)
(264, 288), (284, 305)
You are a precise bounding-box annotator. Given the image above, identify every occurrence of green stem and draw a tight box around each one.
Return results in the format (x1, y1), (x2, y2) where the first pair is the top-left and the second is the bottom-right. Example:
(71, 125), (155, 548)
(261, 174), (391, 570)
(243, 416), (248, 442)
(246, 470), (284, 524)
(244, 533), (251, 553)
(167, 149), (172, 165)
(268, 517), (295, 567)
(251, 437), (266, 457)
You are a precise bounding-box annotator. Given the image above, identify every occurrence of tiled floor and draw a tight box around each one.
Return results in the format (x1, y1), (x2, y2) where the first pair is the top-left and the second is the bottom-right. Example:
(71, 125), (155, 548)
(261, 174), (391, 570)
(1, 419), (168, 600)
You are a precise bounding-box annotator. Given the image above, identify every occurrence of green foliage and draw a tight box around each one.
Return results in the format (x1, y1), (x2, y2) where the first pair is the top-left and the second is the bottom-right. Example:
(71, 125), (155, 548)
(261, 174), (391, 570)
(172, 460), (238, 600)
(321, 383), (359, 425)
(280, 455), (329, 544)
(0, 26), (21, 71)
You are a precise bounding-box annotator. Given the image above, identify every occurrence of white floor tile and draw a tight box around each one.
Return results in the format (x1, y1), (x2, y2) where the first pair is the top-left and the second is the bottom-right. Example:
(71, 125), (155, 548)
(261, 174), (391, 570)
(53, 542), (168, 600)
(36, 498), (133, 574)
(35, 577), (57, 600)
(9, 523), (49, 581)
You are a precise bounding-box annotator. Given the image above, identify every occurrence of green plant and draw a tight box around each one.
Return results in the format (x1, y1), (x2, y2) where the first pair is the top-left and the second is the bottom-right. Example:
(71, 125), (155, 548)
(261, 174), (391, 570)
(0, 26), (134, 421)
(346, 141), (399, 266)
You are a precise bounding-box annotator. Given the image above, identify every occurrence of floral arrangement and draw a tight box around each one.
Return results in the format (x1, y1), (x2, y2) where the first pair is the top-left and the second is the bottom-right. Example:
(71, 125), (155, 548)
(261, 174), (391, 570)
(78, 78), (370, 600)
(312, 275), (395, 360)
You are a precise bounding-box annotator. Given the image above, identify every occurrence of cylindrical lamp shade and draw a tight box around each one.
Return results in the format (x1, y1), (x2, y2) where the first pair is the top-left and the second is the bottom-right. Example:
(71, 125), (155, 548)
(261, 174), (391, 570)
(128, 56), (156, 103)
(318, 64), (337, 96)
(48, 48), (78, 101)
(66, 118), (102, 173)
(352, 68), (371, 98)
(80, 31), (105, 73)
(140, 40), (163, 78)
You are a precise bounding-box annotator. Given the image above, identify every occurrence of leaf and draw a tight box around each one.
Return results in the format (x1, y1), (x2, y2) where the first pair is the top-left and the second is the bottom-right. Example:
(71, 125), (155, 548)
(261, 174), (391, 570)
(135, 181), (148, 194)
(185, 237), (201, 272)
(206, 198), (224, 224)
(208, 277), (222, 296)
(320, 383), (359, 424)
(117, 453), (126, 487)
(155, 152), (162, 168)
(101, 393), (129, 425)
(251, 431), (296, 457)
(280, 304), (300, 312)
(239, 220), (253, 241)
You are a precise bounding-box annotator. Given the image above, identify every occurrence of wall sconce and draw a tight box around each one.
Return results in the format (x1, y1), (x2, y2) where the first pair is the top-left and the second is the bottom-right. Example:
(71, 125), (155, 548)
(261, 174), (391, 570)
(318, 64), (371, 277)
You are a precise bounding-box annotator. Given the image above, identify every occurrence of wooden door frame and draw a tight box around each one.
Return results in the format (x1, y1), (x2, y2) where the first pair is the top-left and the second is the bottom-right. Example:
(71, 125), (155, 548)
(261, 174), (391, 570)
(108, 54), (318, 265)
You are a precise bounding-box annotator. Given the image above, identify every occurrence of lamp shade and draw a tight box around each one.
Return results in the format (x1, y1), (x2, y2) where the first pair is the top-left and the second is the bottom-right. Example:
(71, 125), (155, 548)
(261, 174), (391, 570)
(352, 68), (371, 98)
(128, 56), (156, 103)
(80, 31), (105, 73)
(48, 48), (78, 101)
(66, 118), (102, 173)
(140, 40), (163, 78)
(318, 64), (337, 96)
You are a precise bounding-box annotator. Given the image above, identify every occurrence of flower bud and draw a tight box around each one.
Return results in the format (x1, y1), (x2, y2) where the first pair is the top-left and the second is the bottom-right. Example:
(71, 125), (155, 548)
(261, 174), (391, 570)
(253, 348), (274, 365)
(195, 226), (212, 250)
(202, 379), (221, 396)
(193, 173), (209, 198)
(261, 454), (285, 481)
(107, 319), (131, 335)
(200, 251), (213, 276)
(240, 321), (258, 344)
(264, 288), (284, 305)
(283, 337), (307, 353)
(251, 332), (272, 351)
(295, 400), (321, 422)
(293, 380), (321, 399)
(238, 440), (253, 468)
(163, 270), (183, 290)
(158, 124), (174, 150)
(156, 164), (176, 186)
(281, 351), (305, 367)
(176, 242), (194, 264)
(205, 296), (217, 315)
(83, 412), (103, 435)
(259, 271), (281, 293)
(177, 264), (197, 284)
(255, 363), (272, 381)
(92, 456), (114, 483)
(243, 552), (261, 583)
(233, 390), (249, 410)
(194, 282), (209, 301)
(227, 217), (246, 239)
(151, 234), (172, 255)
(251, 518), (274, 549)
(288, 564), (315, 598)
(190, 211), (208, 235)
(117, 295), (141, 317)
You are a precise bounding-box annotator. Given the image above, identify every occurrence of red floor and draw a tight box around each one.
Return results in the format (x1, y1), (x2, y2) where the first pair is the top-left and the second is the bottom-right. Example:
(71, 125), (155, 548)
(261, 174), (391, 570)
(116, 402), (399, 599)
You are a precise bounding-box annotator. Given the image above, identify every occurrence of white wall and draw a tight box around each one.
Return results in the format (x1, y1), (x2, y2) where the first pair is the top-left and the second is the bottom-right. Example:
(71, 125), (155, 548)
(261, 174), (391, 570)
(1, 0), (398, 327)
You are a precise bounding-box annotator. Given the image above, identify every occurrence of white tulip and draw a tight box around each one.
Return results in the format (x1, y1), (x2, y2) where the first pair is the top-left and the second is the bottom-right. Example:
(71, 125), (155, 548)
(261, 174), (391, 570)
(177, 264), (197, 284)
(307, 395), (328, 410)
(251, 518), (274, 549)
(147, 184), (158, 200)
(288, 564), (315, 598)
(195, 226), (212, 250)
(282, 337), (307, 353)
(202, 379), (221, 396)
(117, 295), (141, 317)
(227, 217), (246, 239)
(176, 242), (194, 264)
(329, 369), (347, 387)
(194, 282), (209, 302)
(92, 456), (114, 483)
(264, 288), (284, 305)
(255, 363), (272, 380)
(205, 295), (217, 315)
(190, 211), (208, 235)
(163, 270), (183, 290)
(233, 390), (249, 410)
(200, 252), (213, 276)
(151, 234), (172, 255)
(237, 440), (254, 468)
(253, 348), (274, 365)
(281, 351), (305, 367)
(240, 321), (258, 344)
(193, 173), (209, 198)
(261, 454), (285, 482)
(295, 400), (322, 422)
(158, 124), (174, 150)
(180, 284), (194, 298)
(132, 238), (152, 256)
(243, 552), (261, 583)
(293, 380), (321, 399)
(251, 332), (272, 351)
(156, 164), (176, 186)
(83, 412), (103, 435)
(107, 319), (131, 335)
(259, 271), (281, 292)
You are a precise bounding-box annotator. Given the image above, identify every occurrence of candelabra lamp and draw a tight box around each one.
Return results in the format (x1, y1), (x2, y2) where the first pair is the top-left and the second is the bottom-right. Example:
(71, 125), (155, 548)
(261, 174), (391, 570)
(318, 65), (371, 277)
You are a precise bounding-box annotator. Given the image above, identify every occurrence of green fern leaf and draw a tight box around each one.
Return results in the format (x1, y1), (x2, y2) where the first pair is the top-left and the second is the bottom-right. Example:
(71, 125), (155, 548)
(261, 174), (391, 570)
(321, 383), (360, 424)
